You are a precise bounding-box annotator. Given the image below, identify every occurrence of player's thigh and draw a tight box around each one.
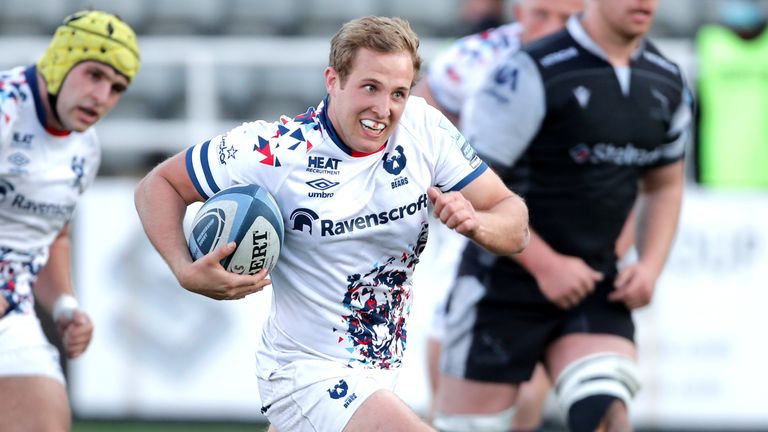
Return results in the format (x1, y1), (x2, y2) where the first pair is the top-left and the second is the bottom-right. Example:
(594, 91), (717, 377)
(435, 373), (519, 414)
(548, 280), (636, 381)
(344, 389), (434, 432)
(0, 375), (70, 431)
(512, 363), (551, 429)
(545, 333), (636, 381)
(426, 338), (442, 387)
(441, 276), (548, 385)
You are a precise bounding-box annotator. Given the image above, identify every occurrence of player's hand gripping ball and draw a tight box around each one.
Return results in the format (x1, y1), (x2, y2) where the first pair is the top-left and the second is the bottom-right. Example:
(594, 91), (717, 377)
(188, 184), (284, 274)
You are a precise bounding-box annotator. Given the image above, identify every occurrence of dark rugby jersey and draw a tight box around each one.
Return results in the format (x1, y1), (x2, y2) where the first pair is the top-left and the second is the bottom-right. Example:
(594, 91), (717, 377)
(460, 15), (692, 274)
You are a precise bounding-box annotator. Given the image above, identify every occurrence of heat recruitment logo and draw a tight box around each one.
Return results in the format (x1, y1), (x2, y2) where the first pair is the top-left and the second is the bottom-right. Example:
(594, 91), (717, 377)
(290, 193), (429, 237)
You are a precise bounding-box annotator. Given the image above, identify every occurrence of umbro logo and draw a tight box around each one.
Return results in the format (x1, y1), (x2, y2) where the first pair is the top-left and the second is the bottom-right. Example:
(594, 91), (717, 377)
(7, 152), (29, 167)
(306, 178), (339, 191)
(306, 178), (339, 198)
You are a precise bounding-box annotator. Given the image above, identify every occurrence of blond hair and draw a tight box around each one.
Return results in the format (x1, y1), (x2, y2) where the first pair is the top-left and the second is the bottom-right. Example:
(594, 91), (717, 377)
(329, 16), (422, 87)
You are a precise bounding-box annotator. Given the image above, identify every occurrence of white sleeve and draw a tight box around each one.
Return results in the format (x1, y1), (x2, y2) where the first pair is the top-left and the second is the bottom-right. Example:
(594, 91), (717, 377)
(403, 98), (487, 192)
(461, 51), (546, 169)
(185, 133), (234, 199)
(433, 114), (487, 192)
(185, 121), (276, 199)
(426, 43), (469, 116)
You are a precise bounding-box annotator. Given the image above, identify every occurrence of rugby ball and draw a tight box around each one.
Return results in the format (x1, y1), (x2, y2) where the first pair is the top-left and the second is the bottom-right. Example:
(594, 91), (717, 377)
(188, 184), (284, 274)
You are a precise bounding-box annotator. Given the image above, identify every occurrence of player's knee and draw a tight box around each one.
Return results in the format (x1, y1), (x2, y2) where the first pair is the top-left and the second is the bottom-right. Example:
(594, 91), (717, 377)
(433, 406), (516, 432)
(554, 353), (640, 432)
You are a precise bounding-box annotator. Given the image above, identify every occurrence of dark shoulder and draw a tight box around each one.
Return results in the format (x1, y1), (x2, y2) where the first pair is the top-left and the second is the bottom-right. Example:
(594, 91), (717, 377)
(521, 29), (595, 79)
(522, 28), (575, 60)
(635, 39), (685, 84)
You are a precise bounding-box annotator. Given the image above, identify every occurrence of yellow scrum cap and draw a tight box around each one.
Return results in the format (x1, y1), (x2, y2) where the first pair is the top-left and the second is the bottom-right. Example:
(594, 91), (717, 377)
(37, 10), (141, 96)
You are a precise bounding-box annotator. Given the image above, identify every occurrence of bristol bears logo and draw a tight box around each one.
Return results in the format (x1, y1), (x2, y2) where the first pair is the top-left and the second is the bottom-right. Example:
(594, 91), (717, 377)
(327, 379), (348, 399)
(382, 145), (406, 175)
(290, 208), (319, 234)
(327, 379), (358, 408)
(71, 156), (86, 192)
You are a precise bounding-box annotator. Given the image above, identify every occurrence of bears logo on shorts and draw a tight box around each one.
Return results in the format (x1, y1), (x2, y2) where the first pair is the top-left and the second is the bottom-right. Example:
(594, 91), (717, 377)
(327, 379), (348, 399)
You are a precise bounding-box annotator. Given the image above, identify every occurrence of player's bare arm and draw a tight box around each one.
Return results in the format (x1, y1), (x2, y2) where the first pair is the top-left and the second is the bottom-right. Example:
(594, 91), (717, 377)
(34, 225), (94, 358)
(33, 226), (74, 310)
(515, 230), (603, 309)
(135, 151), (200, 274)
(429, 168), (529, 256)
(611, 160), (684, 309)
(134, 151), (271, 300)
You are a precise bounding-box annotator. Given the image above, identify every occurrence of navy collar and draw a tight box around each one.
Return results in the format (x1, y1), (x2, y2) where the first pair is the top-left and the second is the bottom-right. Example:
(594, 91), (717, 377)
(24, 65), (71, 136)
(24, 65), (48, 129)
(317, 95), (348, 153)
(317, 95), (386, 157)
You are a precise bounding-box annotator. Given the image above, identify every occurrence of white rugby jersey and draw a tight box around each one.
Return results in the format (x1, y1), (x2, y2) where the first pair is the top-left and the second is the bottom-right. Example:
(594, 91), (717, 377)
(427, 23), (523, 118)
(186, 96), (487, 372)
(1, 66), (100, 315)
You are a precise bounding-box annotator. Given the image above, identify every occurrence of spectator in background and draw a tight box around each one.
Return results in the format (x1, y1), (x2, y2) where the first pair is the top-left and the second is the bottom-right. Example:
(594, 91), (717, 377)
(695, 0), (768, 188)
(433, 0), (692, 430)
(0, 10), (140, 431)
(134, 16), (529, 432)
(411, 0), (583, 429)
(458, 0), (508, 35)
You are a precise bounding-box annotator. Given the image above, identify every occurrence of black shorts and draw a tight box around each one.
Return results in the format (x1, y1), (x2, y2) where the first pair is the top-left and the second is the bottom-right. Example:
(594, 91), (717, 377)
(440, 269), (635, 384)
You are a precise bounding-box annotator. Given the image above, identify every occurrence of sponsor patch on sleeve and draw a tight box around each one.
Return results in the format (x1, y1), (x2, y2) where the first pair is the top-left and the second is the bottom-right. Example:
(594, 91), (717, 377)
(439, 117), (482, 168)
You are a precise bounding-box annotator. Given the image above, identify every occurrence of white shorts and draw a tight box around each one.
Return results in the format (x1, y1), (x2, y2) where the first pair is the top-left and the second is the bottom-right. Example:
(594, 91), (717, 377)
(0, 313), (64, 384)
(258, 358), (400, 432)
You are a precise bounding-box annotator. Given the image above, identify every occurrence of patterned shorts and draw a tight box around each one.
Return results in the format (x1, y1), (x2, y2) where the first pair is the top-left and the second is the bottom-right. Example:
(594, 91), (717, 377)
(1, 247), (47, 317)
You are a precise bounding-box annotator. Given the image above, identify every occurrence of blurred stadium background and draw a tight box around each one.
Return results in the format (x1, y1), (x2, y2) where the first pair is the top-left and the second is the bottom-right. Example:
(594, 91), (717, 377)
(3, 0), (768, 431)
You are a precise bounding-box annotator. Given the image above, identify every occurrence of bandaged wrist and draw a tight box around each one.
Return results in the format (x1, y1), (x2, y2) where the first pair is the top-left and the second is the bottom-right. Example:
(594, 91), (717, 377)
(52, 294), (79, 322)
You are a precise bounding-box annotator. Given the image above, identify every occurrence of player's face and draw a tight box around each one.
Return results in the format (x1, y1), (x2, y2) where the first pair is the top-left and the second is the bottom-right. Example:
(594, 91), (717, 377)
(324, 48), (414, 154)
(593, 0), (658, 40)
(54, 61), (128, 132)
(517, 0), (584, 43)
